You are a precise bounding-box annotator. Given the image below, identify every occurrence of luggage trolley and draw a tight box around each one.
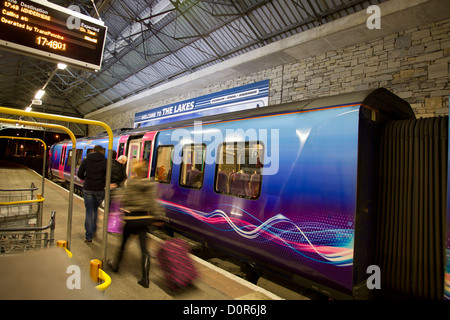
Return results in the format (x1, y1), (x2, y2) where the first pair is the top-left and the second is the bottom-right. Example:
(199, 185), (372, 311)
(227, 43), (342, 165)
(0, 183), (41, 228)
(0, 212), (55, 255)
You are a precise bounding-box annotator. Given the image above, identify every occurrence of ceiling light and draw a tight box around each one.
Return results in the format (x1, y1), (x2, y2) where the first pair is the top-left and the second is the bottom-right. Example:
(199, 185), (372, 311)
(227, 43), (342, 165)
(34, 89), (45, 99)
(25, 106), (32, 112)
(57, 63), (67, 70)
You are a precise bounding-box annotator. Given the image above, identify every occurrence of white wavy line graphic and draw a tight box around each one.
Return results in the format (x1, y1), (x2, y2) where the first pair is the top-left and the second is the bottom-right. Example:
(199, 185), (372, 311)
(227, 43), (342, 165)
(205, 209), (353, 265)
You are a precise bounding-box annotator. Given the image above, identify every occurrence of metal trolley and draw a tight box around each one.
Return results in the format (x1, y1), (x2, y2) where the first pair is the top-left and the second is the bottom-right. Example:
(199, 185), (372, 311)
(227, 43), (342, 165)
(0, 183), (43, 229)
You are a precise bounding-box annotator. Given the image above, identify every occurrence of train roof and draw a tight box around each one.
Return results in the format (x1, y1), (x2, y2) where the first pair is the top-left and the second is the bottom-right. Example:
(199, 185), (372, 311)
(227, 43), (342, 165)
(128, 88), (414, 133)
(55, 88), (414, 143)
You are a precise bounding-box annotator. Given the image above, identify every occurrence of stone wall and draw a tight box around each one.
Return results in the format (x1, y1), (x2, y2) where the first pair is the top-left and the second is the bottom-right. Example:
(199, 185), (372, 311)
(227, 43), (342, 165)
(276, 18), (450, 118)
(95, 18), (449, 135)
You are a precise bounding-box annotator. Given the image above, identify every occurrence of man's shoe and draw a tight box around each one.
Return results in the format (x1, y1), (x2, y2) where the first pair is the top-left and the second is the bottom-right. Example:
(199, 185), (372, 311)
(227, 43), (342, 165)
(107, 259), (119, 273)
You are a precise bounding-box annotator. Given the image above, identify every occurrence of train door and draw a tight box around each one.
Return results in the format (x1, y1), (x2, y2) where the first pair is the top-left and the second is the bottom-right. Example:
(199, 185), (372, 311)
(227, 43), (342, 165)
(125, 131), (158, 179)
(59, 143), (68, 179)
(126, 138), (142, 178)
(117, 135), (129, 157)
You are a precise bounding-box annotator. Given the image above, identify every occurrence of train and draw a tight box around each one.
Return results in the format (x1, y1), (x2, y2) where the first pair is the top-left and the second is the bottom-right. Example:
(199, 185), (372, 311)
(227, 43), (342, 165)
(48, 88), (449, 300)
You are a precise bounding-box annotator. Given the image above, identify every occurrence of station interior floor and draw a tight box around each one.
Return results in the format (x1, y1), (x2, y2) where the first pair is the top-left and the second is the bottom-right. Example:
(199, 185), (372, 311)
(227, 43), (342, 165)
(0, 161), (289, 301)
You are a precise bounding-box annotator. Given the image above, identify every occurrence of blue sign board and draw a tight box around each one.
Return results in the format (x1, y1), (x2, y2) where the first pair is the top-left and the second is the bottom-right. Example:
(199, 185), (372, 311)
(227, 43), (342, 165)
(446, 94), (450, 300)
(134, 80), (269, 128)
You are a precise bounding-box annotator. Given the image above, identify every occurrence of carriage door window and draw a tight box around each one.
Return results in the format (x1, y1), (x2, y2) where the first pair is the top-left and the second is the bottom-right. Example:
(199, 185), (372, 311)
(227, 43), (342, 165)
(127, 139), (142, 178)
(67, 149), (73, 167)
(215, 141), (263, 199)
(118, 143), (125, 156)
(75, 149), (83, 169)
(142, 140), (152, 164)
(180, 144), (205, 189)
(155, 146), (173, 183)
(60, 147), (67, 166)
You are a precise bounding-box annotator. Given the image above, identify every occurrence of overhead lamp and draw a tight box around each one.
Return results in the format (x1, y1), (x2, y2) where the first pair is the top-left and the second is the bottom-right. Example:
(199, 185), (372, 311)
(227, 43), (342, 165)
(34, 89), (45, 100)
(57, 63), (67, 70)
(25, 106), (32, 112)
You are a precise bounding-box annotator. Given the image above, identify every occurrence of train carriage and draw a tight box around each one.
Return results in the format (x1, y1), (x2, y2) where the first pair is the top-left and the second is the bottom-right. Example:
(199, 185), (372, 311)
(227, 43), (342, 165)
(148, 88), (413, 299)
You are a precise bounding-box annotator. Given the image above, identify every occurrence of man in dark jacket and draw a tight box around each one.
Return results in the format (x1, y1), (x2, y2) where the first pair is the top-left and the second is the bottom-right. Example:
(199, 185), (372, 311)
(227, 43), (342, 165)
(77, 145), (107, 242)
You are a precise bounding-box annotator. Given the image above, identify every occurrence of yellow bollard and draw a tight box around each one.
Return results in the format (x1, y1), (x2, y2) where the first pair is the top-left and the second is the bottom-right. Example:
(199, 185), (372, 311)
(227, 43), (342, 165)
(90, 259), (102, 283)
(57, 240), (73, 258)
(90, 259), (112, 291)
(57, 240), (67, 248)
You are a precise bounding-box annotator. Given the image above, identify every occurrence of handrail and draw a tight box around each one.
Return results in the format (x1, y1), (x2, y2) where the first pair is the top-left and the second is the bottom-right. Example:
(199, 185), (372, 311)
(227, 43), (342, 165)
(0, 108), (113, 149)
(0, 197), (45, 206)
(0, 211), (55, 232)
(0, 135), (47, 150)
(0, 107), (113, 263)
(0, 187), (38, 192)
(0, 118), (77, 230)
(0, 135), (47, 226)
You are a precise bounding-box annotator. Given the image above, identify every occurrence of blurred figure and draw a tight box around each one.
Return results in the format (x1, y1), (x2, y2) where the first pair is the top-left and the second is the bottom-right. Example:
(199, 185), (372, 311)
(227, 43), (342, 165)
(110, 151), (127, 189)
(77, 145), (107, 242)
(117, 155), (128, 185)
(118, 155), (127, 166)
(107, 160), (164, 288)
(107, 151), (127, 233)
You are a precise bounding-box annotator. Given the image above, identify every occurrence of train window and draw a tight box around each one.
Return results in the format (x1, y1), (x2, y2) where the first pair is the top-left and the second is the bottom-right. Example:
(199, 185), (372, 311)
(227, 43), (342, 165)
(214, 141), (263, 199)
(67, 149), (86, 168)
(155, 145), (173, 183)
(75, 149), (83, 168)
(67, 149), (73, 167)
(60, 148), (66, 166)
(142, 140), (152, 164)
(179, 144), (206, 189)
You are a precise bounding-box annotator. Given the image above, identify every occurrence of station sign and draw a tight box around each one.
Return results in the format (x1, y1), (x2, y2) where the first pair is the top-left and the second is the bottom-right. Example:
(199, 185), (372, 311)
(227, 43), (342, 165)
(0, 0), (107, 71)
(134, 80), (270, 128)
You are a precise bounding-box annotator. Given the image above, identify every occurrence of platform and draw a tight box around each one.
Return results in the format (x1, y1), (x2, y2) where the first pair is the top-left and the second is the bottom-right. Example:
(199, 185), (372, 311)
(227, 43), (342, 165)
(0, 160), (284, 301)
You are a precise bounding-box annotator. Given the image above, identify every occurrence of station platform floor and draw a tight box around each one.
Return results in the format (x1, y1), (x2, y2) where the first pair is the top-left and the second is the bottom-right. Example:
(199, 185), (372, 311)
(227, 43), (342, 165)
(0, 160), (285, 301)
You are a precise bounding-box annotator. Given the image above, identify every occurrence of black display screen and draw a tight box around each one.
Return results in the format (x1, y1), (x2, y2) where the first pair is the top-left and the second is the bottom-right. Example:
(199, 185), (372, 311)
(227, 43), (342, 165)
(0, 0), (107, 70)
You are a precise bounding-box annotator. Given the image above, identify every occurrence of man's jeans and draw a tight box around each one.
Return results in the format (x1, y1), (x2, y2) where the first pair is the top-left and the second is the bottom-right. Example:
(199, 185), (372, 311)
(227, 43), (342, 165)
(83, 190), (104, 241)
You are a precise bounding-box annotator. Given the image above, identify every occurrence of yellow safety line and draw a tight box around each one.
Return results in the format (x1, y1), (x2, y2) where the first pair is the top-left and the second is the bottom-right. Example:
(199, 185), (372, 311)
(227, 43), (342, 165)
(64, 248), (73, 258)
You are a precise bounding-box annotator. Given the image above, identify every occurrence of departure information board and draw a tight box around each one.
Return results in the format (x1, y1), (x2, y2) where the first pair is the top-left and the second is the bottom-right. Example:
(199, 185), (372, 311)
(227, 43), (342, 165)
(0, 0), (107, 71)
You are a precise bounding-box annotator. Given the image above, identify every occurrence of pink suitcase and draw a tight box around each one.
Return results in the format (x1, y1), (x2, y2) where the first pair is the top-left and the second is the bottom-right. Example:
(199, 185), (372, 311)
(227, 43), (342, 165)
(157, 238), (198, 289)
